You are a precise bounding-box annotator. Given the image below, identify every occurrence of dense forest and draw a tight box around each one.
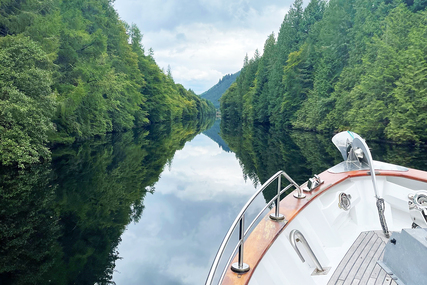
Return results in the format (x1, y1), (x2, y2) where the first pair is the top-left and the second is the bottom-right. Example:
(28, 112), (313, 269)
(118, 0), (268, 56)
(0, 0), (215, 168)
(220, 0), (427, 143)
(200, 71), (240, 109)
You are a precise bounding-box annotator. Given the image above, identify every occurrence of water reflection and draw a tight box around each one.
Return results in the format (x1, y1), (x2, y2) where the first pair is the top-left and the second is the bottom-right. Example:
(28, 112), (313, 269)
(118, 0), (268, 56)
(2, 118), (427, 285)
(203, 120), (231, 153)
(0, 119), (215, 285)
(112, 133), (265, 285)
(0, 165), (59, 285)
(220, 121), (427, 203)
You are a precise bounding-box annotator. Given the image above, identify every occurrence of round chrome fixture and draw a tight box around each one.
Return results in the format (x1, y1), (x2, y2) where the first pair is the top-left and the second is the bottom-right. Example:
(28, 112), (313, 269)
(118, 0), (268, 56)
(338, 193), (351, 211)
(231, 262), (250, 273)
(414, 191), (427, 207)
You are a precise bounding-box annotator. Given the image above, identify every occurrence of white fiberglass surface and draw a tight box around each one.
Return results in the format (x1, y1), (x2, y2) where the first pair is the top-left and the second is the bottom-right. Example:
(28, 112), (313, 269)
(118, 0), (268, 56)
(249, 175), (427, 285)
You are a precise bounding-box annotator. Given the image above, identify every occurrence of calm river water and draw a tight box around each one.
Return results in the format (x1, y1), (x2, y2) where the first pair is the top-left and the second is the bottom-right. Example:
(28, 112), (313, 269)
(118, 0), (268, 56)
(1, 119), (427, 285)
(112, 126), (265, 285)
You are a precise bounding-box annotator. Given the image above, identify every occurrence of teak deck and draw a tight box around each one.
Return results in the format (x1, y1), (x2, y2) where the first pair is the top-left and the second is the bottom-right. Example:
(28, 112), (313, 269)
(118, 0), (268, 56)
(328, 231), (397, 285)
(222, 168), (427, 285)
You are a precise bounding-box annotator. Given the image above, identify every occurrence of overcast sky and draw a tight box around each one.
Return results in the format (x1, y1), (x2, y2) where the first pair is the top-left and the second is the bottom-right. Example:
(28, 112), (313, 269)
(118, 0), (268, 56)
(113, 0), (299, 94)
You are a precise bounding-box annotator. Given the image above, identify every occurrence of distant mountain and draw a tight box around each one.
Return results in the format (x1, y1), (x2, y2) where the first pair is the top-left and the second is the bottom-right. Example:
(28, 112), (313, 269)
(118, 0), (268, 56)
(200, 71), (240, 109)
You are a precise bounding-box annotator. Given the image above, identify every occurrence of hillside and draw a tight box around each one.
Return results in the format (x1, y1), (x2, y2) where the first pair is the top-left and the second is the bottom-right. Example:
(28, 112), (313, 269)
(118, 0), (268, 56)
(221, 0), (427, 143)
(0, 0), (215, 167)
(200, 72), (240, 108)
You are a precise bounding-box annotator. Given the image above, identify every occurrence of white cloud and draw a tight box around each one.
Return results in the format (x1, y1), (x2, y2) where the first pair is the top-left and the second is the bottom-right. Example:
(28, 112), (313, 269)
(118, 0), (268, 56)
(174, 143), (222, 158)
(114, 0), (295, 93)
(113, 132), (271, 285)
(148, 24), (271, 93)
(155, 134), (256, 202)
(173, 66), (223, 82)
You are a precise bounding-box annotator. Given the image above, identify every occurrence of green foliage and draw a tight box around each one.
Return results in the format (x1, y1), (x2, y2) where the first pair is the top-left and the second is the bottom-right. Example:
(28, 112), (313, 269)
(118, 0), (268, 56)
(280, 43), (314, 125)
(379, 7), (427, 141)
(253, 33), (276, 124)
(221, 0), (427, 143)
(220, 55), (260, 126)
(0, 36), (56, 168)
(0, 0), (215, 167)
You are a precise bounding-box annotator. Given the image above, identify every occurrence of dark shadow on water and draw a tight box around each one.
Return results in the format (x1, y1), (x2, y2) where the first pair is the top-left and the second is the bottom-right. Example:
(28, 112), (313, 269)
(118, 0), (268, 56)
(0, 118), (215, 285)
(203, 119), (231, 152)
(220, 120), (427, 203)
(3, 116), (425, 284)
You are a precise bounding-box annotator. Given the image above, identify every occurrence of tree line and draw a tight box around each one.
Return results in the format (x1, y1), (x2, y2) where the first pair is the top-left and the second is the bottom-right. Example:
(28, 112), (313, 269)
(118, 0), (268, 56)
(0, 0), (215, 168)
(220, 0), (427, 144)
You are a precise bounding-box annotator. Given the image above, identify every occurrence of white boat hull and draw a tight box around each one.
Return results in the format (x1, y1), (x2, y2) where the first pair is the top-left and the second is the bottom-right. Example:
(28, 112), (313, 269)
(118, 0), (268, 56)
(222, 167), (427, 285)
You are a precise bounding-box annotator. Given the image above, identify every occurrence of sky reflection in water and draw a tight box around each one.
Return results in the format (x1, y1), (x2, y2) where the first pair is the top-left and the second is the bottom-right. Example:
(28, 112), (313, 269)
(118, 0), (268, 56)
(113, 133), (265, 285)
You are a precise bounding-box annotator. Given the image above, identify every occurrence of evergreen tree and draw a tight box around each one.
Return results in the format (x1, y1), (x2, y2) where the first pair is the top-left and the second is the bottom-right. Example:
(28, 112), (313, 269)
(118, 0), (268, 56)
(0, 36), (56, 167)
(0, 0), (215, 167)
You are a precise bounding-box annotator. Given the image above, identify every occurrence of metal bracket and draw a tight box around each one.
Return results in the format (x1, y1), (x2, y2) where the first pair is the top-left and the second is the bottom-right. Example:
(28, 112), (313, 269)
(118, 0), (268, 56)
(311, 267), (331, 276)
(303, 174), (324, 192)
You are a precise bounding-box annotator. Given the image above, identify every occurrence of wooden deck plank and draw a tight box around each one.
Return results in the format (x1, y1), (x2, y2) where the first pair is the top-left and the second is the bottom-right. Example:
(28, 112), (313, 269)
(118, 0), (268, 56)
(359, 240), (386, 284)
(328, 231), (393, 285)
(382, 275), (393, 285)
(338, 232), (374, 281)
(374, 267), (387, 285)
(327, 232), (368, 285)
(343, 232), (379, 285)
(353, 235), (383, 281)
(370, 263), (383, 280)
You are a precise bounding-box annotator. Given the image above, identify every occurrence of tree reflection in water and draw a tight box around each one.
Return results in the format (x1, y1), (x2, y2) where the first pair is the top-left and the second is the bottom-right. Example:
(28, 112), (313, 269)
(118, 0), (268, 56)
(220, 120), (427, 203)
(0, 118), (214, 285)
(2, 117), (426, 284)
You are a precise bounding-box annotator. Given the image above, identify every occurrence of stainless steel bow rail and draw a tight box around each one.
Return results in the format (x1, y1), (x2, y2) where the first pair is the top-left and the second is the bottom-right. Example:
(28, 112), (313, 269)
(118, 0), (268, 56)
(205, 170), (305, 285)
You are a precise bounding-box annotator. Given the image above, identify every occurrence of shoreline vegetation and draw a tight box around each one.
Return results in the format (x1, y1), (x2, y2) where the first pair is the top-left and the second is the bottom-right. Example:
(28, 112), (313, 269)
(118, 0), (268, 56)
(0, 0), (215, 168)
(220, 0), (427, 145)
